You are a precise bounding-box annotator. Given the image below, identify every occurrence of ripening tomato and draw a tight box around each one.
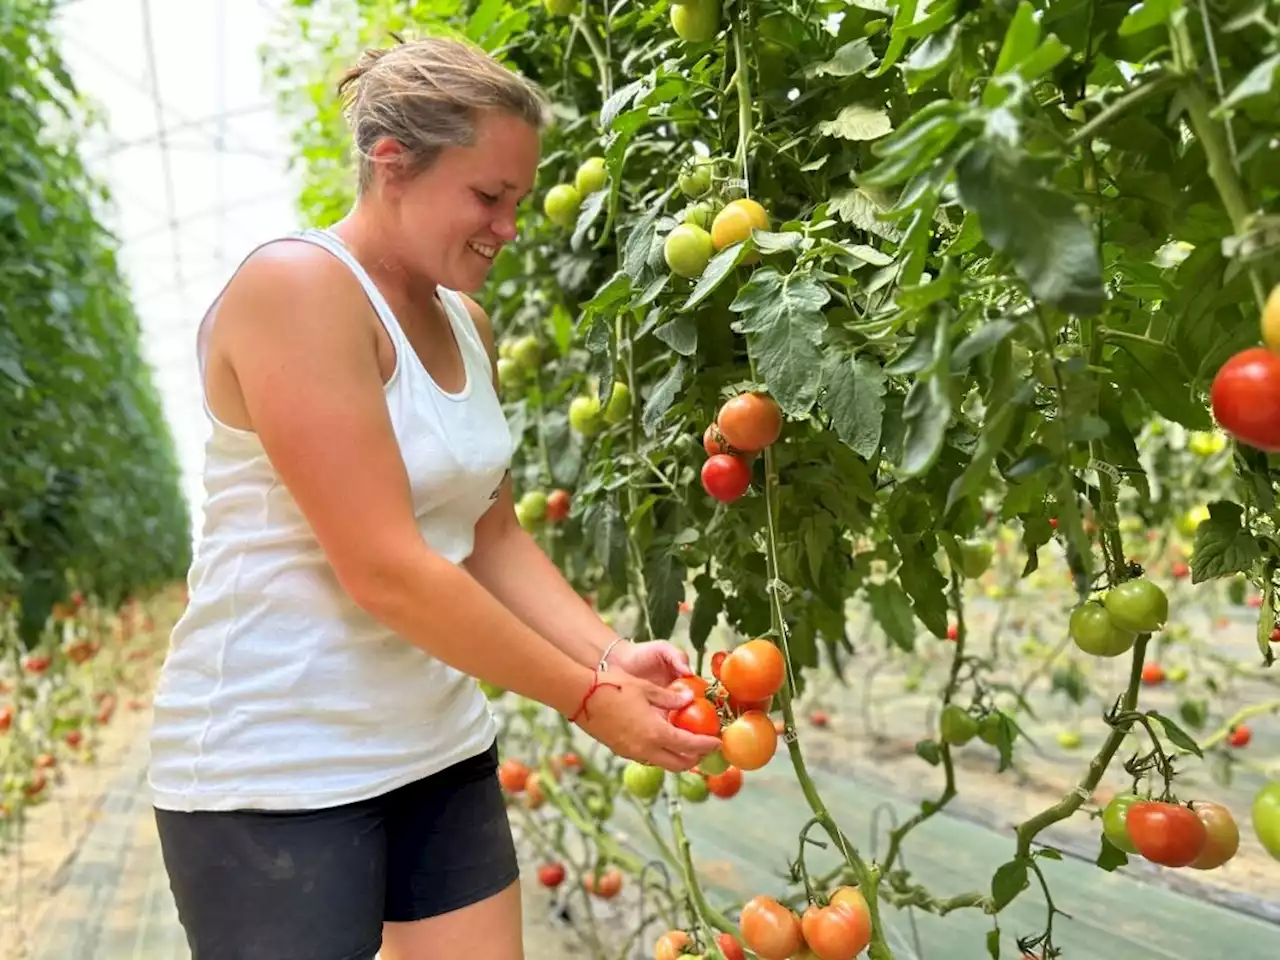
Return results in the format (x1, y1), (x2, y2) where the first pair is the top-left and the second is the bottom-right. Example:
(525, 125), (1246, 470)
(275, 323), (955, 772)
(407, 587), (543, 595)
(802, 896), (872, 960)
(524, 773), (546, 810)
(1101, 793), (1142, 854)
(584, 866), (623, 899)
(1261, 284), (1280, 353)
(1271, 626), (1280, 643)
(1126, 801), (1208, 867)
(739, 895), (804, 960)
(711, 198), (770, 253)
(561, 751), (581, 770)
(498, 759), (531, 794)
(23, 654), (51, 675)
(0, 705), (12, 733)
(701, 453), (752, 503)
(1210, 347), (1280, 451)
(727, 692), (773, 716)
(655, 929), (692, 960)
(670, 697), (721, 737)
(35, 753), (55, 770)
(537, 862), (566, 888)
(710, 650), (728, 680)
(809, 710), (829, 728)
(720, 710), (778, 771)
(720, 639), (786, 702)
(706, 765), (743, 799)
(704, 423), (731, 456)
(1228, 725), (1252, 748)
(1188, 801), (1240, 870)
(671, 675), (711, 700)
(66, 730), (83, 748)
(546, 489), (571, 523)
(716, 932), (746, 960)
(717, 392), (783, 452)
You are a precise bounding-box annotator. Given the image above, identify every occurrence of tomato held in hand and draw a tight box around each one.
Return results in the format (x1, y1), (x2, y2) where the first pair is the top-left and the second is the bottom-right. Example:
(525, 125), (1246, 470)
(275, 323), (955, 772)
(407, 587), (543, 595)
(710, 650), (728, 680)
(802, 895), (872, 960)
(1210, 347), (1280, 452)
(1126, 801), (1208, 867)
(720, 710), (778, 771)
(720, 638), (786, 702)
(1101, 792), (1142, 854)
(739, 895), (804, 960)
(1188, 801), (1240, 870)
(670, 675), (711, 700)
(670, 697), (721, 737)
(701, 454), (752, 503)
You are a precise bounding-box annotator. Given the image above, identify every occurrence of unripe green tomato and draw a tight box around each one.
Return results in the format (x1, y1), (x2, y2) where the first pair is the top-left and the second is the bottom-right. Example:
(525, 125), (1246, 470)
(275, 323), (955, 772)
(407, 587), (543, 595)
(479, 680), (506, 700)
(979, 711), (1008, 746)
(939, 705), (979, 746)
(511, 334), (542, 371)
(1102, 793), (1142, 854)
(496, 357), (522, 392)
(671, 0), (719, 43)
(956, 538), (994, 578)
(1168, 665), (1189, 684)
(543, 183), (581, 227)
(1057, 730), (1082, 750)
(544, 0), (574, 16)
(623, 761), (665, 800)
(1253, 780), (1280, 860)
(569, 395), (602, 435)
(1104, 579), (1169, 634)
(515, 491), (548, 530)
(602, 382), (631, 425)
(585, 793), (614, 820)
(664, 224), (714, 278)
(575, 156), (607, 195)
(679, 163), (713, 198)
(698, 748), (730, 776)
(683, 201), (715, 230)
(678, 773), (710, 803)
(1069, 602), (1137, 657)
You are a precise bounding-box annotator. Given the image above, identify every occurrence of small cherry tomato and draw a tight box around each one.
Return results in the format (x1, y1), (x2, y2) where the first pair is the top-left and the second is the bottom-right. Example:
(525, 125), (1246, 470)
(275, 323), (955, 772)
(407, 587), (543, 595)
(1228, 725), (1252, 748)
(1126, 801), (1207, 867)
(537, 862), (566, 888)
(498, 759), (530, 793)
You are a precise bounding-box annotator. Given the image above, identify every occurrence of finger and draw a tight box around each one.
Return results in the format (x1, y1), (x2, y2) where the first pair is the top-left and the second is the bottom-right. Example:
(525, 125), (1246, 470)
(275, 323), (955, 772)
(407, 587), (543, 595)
(646, 681), (694, 710)
(652, 641), (692, 675)
(654, 749), (699, 773)
(662, 726), (723, 757)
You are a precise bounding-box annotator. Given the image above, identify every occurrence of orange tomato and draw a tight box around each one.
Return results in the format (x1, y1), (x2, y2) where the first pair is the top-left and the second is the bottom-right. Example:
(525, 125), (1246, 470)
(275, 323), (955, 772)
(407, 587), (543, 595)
(720, 639), (786, 702)
(721, 710), (778, 771)
(655, 930), (692, 960)
(739, 895), (803, 960)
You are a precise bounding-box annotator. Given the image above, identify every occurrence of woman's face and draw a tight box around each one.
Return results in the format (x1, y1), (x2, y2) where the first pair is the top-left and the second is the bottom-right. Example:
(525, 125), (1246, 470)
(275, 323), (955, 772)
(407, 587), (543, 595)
(380, 110), (541, 293)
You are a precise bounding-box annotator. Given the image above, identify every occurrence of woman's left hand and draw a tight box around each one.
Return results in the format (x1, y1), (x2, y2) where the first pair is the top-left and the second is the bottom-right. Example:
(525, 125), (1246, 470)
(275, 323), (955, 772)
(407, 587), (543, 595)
(606, 639), (694, 688)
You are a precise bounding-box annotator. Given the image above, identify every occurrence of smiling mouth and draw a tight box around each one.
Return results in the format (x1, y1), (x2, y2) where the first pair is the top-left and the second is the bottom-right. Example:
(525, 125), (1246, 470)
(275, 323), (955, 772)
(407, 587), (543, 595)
(468, 241), (498, 260)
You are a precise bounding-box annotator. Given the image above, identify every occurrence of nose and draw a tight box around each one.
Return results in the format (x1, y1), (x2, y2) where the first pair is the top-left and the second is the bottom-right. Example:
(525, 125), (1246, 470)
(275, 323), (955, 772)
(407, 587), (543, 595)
(492, 214), (519, 243)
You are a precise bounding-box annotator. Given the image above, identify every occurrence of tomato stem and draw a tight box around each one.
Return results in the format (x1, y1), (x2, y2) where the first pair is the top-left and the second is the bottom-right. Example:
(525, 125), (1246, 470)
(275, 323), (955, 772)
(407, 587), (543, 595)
(1198, 698), (1280, 751)
(730, 12), (753, 189)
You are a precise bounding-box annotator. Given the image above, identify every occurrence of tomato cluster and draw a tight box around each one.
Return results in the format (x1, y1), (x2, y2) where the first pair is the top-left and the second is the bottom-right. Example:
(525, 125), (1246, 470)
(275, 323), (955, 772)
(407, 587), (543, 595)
(701, 393), (783, 503)
(735, 886), (872, 960)
(1210, 285), (1280, 451)
(1102, 793), (1244, 870)
(654, 929), (745, 960)
(1067, 577), (1168, 658)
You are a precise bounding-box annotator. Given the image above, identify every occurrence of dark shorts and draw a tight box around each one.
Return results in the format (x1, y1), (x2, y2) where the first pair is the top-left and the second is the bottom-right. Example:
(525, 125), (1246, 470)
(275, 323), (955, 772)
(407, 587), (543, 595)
(154, 740), (518, 960)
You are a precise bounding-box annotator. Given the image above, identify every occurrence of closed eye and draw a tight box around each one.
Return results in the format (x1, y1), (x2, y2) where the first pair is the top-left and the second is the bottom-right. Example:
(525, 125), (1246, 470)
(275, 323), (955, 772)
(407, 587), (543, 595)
(475, 190), (500, 205)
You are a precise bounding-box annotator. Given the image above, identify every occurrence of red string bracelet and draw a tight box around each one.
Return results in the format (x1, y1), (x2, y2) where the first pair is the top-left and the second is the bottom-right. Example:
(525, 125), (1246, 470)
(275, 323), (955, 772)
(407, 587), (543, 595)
(569, 667), (622, 724)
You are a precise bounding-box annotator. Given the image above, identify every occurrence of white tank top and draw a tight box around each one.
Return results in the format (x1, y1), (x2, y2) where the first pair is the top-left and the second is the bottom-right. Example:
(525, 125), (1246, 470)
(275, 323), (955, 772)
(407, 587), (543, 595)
(148, 227), (511, 812)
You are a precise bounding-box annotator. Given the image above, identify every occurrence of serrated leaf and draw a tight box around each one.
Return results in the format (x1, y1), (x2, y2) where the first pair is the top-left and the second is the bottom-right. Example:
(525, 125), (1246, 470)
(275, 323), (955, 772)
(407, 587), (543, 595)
(1148, 710), (1205, 757)
(1119, 0), (1182, 37)
(1111, 339), (1210, 429)
(990, 858), (1029, 910)
(683, 243), (746, 310)
(1217, 53), (1280, 113)
(819, 103), (893, 141)
(806, 38), (877, 78)
(952, 318), (1019, 368)
(829, 188), (906, 242)
(822, 353), (885, 459)
(571, 189), (608, 250)
(644, 548), (685, 640)
(955, 144), (1104, 316)
(600, 79), (645, 130)
(655, 314), (699, 356)
(730, 270), (830, 416)
(623, 187), (676, 280)
(866, 581), (917, 651)
(642, 358), (686, 434)
(689, 576), (724, 652)
(1190, 501), (1262, 582)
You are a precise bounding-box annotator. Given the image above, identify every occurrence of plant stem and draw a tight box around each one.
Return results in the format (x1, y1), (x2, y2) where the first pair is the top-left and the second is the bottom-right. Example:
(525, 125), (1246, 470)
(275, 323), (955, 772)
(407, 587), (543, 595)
(1066, 72), (1181, 147)
(571, 14), (612, 101)
(1198, 698), (1280, 751)
(731, 16), (752, 187)
(621, 311), (657, 642)
(1014, 633), (1150, 859)
(666, 789), (739, 954)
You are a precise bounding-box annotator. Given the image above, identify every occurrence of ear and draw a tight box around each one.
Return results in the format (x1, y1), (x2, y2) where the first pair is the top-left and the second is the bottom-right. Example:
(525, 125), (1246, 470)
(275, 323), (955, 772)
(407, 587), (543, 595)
(368, 137), (412, 191)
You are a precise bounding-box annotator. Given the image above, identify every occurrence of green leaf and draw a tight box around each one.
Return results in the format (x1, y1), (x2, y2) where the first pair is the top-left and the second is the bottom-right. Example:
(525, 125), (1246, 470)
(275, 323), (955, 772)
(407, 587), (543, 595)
(1096, 835), (1129, 872)
(1217, 53), (1280, 113)
(985, 2), (1040, 102)
(600, 78), (645, 130)
(1119, 0), (1182, 36)
(871, 0), (920, 76)
(866, 581), (918, 651)
(990, 858), (1029, 911)
(644, 548), (686, 640)
(819, 103), (893, 141)
(828, 187), (906, 242)
(689, 575), (724, 653)
(904, 24), (959, 91)
(1190, 501), (1262, 582)
(730, 270), (830, 416)
(805, 38), (878, 78)
(899, 314), (952, 478)
(915, 738), (942, 766)
(1147, 709), (1204, 757)
(654, 313), (699, 356)
(623, 188), (675, 280)
(642, 358), (686, 434)
(951, 318), (1018, 368)
(896, 540), (949, 639)
(987, 929), (1001, 959)
(822, 354), (886, 459)
(682, 243), (747, 310)
(955, 144), (1104, 316)
(1111, 339), (1211, 429)
(571, 189), (608, 250)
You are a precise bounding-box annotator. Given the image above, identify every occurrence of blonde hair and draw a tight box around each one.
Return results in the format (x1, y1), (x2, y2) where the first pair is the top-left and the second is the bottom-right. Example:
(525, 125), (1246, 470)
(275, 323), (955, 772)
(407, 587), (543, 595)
(337, 35), (550, 192)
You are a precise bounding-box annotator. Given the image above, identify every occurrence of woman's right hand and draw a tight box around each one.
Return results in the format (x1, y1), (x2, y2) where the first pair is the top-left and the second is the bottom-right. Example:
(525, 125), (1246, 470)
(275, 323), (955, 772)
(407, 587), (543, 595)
(573, 671), (722, 773)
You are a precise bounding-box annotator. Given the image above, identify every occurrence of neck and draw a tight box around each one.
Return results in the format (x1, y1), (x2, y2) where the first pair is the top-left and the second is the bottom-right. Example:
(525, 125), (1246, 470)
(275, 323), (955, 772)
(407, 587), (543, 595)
(332, 199), (439, 307)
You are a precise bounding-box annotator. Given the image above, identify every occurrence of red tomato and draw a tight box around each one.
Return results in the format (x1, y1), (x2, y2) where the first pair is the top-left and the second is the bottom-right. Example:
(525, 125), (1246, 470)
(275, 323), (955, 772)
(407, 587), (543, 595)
(727, 692), (773, 716)
(1142, 662), (1165, 686)
(710, 650), (728, 680)
(802, 897), (872, 960)
(740, 895), (804, 960)
(671, 698), (721, 737)
(35, 753), (55, 769)
(1188, 801), (1240, 870)
(546, 489), (571, 523)
(66, 730), (83, 748)
(1228, 725), (1252, 748)
(701, 453), (751, 502)
(560, 752), (581, 770)
(707, 766), (743, 799)
(537, 862), (566, 888)
(716, 933), (746, 960)
(1126, 801), (1208, 867)
(655, 930), (692, 960)
(1171, 561), (1189, 579)
(1211, 347), (1280, 451)
(23, 654), (51, 675)
(721, 710), (778, 771)
(1271, 626), (1280, 643)
(24, 771), (47, 798)
(0, 705), (12, 733)
(720, 639), (786, 702)
(717, 392), (783, 452)
(498, 759), (530, 793)
(670, 675), (711, 700)
(946, 624), (958, 641)
(809, 710), (829, 728)
(704, 422), (731, 456)
(584, 866), (623, 899)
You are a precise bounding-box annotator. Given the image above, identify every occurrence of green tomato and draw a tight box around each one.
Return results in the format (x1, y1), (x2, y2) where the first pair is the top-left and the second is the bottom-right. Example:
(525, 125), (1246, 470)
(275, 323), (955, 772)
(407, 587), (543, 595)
(1057, 730), (1082, 750)
(698, 748), (730, 776)
(511, 334), (542, 372)
(956, 538), (994, 579)
(683, 201), (715, 230)
(1178, 505), (1210, 538)
(979, 711), (1010, 747)
(585, 793), (614, 820)
(543, 183), (581, 227)
(1253, 780), (1280, 860)
(1168, 665), (1189, 684)
(678, 773), (710, 803)
(1188, 431), (1226, 457)
(1069, 602), (1137, 658)
(575, 156), (607, 195)
(1102, 793), (1142, 854)
(679, 162), (712, 198)
(602, 382), (631, 425)
(664, 224), (714, 279)
(670, 0), (719, 43)
(623, 761), (665, 801)
(543, 0), (574, 16)
(569, 395), (603, 436)
(1104, 579), (1169, 635)
(515, 491), (548, 530)
(939, 705), (979, 746)
(496, 357), (522, 392)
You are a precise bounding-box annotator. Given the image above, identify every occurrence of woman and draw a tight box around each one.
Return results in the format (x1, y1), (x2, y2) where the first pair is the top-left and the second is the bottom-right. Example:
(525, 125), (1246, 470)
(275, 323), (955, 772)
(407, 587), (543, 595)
(147, 36), (721, 960)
